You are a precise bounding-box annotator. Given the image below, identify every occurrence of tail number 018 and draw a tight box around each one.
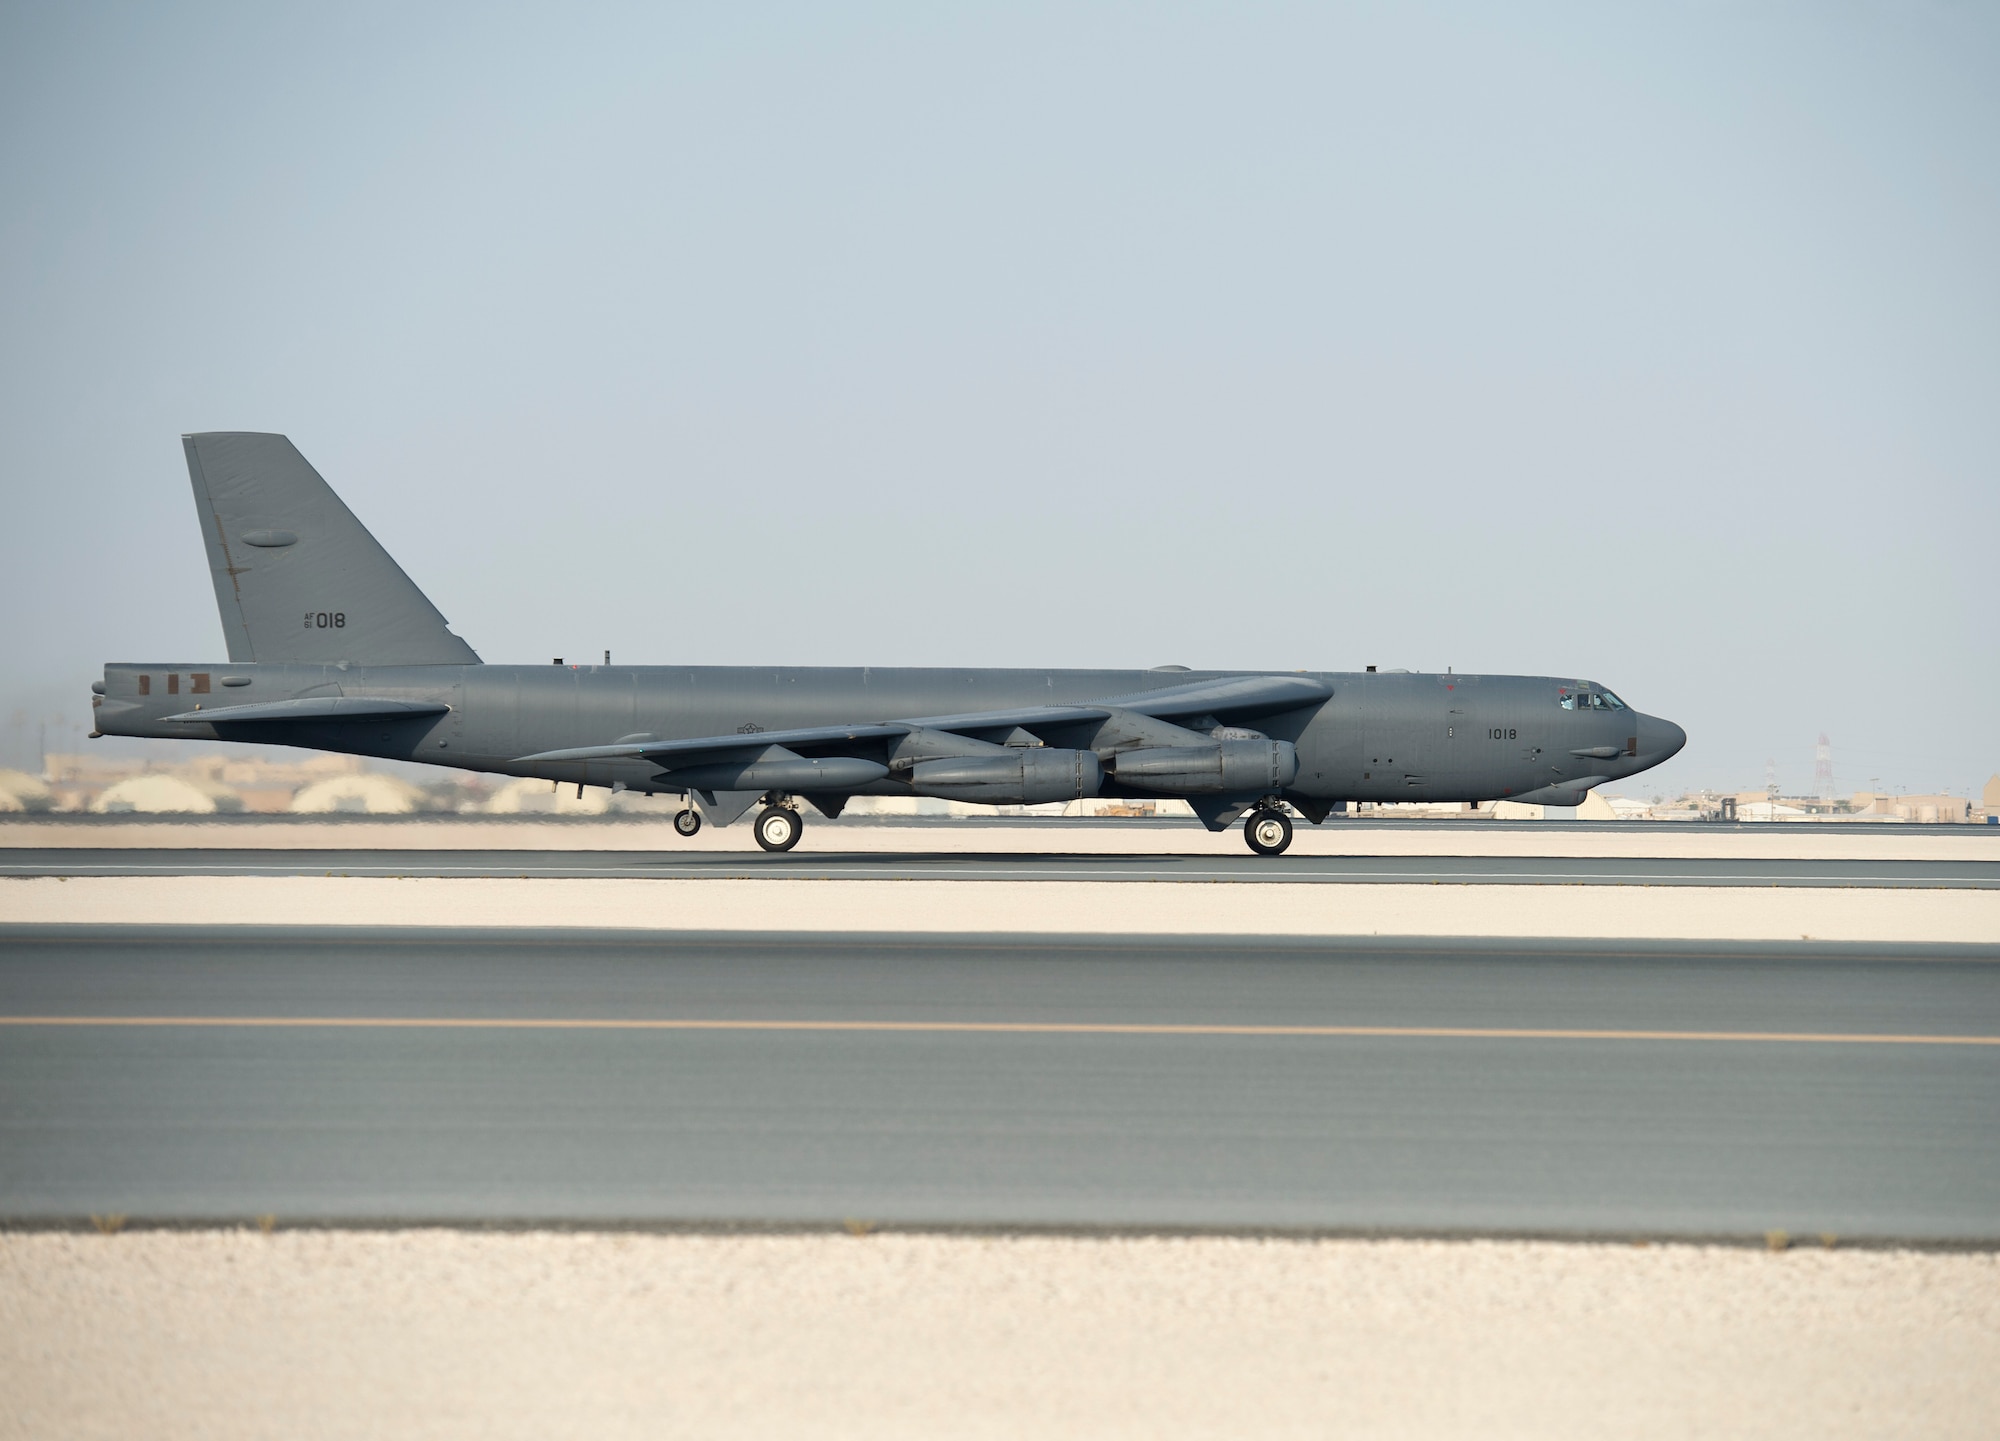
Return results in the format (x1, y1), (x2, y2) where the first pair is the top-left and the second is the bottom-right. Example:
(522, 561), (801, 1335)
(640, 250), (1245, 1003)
(304, 612), (347, 629)
(1488, 727), (1517, 740)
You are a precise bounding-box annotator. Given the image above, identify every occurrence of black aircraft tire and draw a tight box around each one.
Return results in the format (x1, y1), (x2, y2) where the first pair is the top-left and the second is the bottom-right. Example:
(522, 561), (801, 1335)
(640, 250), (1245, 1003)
(673, 808), (702, 838)
(754, 806), (803, 853)
(1244, 807), (1293, 856)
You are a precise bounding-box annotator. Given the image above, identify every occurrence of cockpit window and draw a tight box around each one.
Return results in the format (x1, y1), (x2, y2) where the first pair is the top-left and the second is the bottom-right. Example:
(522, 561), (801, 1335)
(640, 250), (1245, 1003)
(1559, 688), (1628, 711)
(1595, 690), (1627, 711)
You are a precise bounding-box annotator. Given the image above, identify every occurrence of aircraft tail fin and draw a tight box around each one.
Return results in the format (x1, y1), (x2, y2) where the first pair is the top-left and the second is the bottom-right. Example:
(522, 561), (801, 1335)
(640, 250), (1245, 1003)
(182, 432), (480, 665)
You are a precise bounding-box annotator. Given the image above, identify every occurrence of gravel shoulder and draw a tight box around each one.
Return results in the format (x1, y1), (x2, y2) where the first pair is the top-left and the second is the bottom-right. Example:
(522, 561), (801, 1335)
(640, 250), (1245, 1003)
(3, 1231), (1996, 1440)
(8, 873), (1997, 941)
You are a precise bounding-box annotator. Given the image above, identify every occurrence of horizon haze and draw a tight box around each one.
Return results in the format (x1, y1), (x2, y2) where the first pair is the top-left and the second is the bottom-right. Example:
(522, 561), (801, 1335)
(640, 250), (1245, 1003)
(3, 3), (1996, 801)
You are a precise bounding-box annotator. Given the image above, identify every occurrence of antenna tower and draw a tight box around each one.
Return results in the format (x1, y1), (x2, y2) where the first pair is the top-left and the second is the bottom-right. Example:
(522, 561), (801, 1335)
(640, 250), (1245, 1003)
(1814, 734), (1834, 802)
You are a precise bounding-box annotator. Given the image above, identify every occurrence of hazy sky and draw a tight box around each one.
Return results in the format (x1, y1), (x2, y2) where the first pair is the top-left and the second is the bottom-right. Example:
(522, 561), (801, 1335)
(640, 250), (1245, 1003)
(3, 2), (1995, 798)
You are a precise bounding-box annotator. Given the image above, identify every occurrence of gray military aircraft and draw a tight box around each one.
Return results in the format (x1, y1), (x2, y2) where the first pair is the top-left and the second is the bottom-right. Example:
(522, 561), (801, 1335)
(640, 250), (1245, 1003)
(93, 433), (1686, 854)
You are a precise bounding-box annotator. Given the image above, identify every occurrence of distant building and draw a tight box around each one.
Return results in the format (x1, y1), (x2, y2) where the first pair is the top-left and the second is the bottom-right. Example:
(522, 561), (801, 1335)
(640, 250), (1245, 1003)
(1735, 799), (1811, 822)
(91, 774), (243, 814)
(485, 776), (611, 815)
(42, 751), (364, 814)
(1850, 793), (1974, 824)
(290, 774), (426, 815)
(0, 769), (55, 813)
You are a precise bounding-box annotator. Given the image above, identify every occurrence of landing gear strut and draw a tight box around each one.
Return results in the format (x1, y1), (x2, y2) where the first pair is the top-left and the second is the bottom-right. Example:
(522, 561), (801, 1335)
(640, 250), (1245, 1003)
(754, 803), (803, 853)
(673, 807), (702, 838)
(1244, 806), (1293, 856)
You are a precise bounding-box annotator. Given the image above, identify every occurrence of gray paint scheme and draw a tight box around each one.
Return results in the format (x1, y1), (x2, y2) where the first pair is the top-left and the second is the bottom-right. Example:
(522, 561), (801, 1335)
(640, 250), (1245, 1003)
(182, 432), (479, 667)
(95, 435), (1687, 826)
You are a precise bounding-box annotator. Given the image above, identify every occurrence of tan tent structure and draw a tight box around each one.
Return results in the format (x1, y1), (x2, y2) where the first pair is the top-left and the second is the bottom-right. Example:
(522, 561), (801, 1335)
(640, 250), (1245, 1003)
(289, 773), (425, 814)
(485, 776), (610, 815)
(91, 774), (242, 814)
(0, 769), (56, 813)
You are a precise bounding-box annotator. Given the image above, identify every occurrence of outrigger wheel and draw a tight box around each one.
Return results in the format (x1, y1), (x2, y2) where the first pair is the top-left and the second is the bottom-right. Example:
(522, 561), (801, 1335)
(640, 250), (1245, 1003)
(754, 804), (804, 853)
(673, 808), (702, 838)
(1244, 806), (1293, 856)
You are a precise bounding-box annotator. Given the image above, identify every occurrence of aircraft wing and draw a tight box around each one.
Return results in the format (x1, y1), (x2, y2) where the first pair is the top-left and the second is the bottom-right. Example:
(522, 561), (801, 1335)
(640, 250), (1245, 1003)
(894, 704), (1108, 731)
(513, 673), (1333, 768)
(1096, 673), (1333, 719)
(518, 723), (910, 766)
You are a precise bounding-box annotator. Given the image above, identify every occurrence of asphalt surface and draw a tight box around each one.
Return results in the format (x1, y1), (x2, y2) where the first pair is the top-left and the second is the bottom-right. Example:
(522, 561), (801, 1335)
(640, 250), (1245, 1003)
(4, 847), (1996, 887)
(2, 927), (1996, 1239)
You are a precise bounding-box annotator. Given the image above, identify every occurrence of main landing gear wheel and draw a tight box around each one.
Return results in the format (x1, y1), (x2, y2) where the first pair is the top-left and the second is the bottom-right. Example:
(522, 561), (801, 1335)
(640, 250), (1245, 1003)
(754, 805), (803, 853)
(1244, 807), (1293, 856)
(673, 808), (702, 838)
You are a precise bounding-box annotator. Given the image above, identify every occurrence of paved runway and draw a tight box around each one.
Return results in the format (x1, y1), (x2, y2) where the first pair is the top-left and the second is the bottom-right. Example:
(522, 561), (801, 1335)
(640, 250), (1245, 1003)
(2, 927), (1995, 1239)
(5, 847), (1996, 887)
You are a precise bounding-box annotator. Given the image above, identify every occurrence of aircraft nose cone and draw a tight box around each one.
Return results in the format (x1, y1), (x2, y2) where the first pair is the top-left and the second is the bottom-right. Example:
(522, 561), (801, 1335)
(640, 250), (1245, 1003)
(1644, 716), (1687, 762)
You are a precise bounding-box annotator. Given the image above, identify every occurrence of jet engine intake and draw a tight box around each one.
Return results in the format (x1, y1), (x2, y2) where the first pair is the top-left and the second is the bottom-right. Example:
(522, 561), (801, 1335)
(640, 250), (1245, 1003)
(910, 748), (1103, 805)
(1112, 739), (1298, 795)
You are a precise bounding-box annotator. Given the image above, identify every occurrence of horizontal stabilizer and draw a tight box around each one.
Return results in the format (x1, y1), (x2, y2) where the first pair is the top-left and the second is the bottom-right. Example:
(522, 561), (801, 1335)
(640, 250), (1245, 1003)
(161, 697), (450, 724)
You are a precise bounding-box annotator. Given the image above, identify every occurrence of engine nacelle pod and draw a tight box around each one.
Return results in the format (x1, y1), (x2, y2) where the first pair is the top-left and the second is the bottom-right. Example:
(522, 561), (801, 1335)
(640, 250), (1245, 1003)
(909, 748), (1103, 805)
(663, 755), (890, 792)
(1112, 739), (1298, 795)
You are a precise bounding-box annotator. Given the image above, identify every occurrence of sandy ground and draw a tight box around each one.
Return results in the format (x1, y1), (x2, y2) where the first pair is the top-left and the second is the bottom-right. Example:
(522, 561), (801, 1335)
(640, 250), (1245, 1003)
(2, 1231), (1994, 1440)
(7, 816), (2000, 860)
(5, 872), (1997, 942)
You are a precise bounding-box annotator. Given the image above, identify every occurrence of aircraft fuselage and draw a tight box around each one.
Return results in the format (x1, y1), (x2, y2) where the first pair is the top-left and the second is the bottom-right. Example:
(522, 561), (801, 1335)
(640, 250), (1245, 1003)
(95, 660), (1684, 806)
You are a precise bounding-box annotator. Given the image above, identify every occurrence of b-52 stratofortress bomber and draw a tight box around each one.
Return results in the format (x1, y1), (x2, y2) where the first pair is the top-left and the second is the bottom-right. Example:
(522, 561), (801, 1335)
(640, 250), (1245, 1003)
(93, 433), (1687, 854)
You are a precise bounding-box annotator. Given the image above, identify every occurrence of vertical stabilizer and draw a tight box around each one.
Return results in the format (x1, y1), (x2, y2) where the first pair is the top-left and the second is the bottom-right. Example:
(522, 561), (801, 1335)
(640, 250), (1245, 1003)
(183, 432), (480, 665)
